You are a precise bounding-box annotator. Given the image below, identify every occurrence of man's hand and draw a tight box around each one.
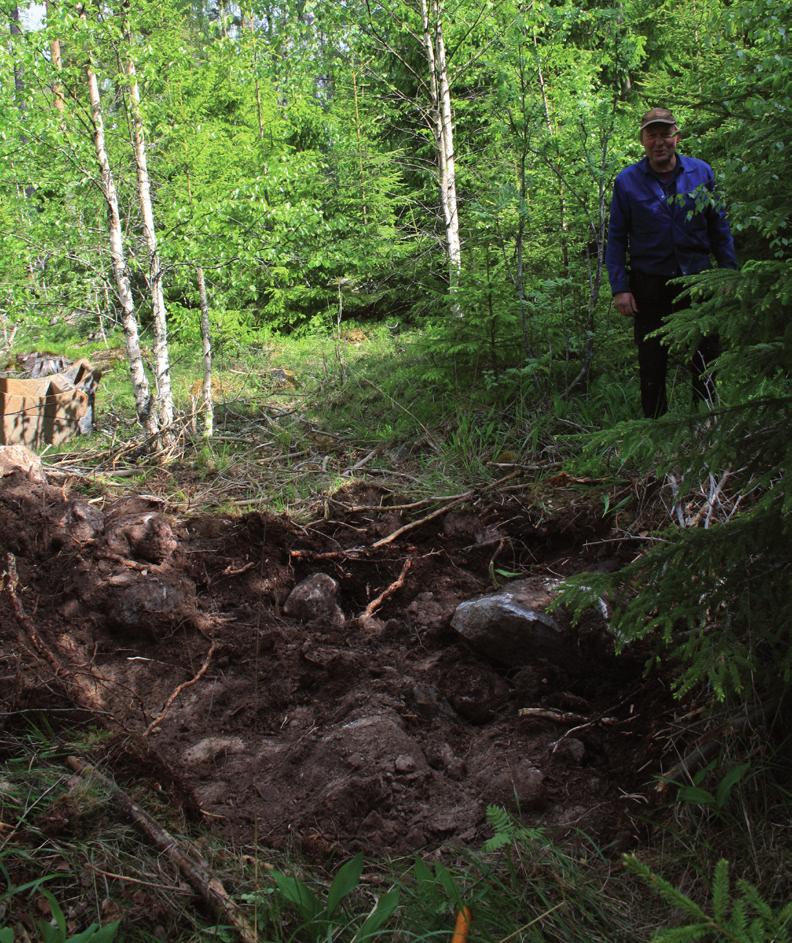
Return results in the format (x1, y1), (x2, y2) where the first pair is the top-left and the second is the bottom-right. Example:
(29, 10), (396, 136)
(613, 291), (638, 316)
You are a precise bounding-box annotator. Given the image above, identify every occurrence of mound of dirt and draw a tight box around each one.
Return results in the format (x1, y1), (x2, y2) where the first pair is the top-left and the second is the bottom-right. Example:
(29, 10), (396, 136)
(0, 465), (671, 858)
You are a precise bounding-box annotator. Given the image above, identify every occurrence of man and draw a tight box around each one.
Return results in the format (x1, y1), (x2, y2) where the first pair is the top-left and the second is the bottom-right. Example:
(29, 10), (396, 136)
(605, 107), (737, 418)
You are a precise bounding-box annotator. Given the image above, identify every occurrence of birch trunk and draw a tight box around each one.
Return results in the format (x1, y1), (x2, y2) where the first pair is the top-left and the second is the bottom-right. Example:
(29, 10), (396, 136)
(82, 8), (155, 437)
(431, 0), (461, 281)
(196, 267), (214, 439)
(124, 27), (175, 440)
(419, 0), (462, 302)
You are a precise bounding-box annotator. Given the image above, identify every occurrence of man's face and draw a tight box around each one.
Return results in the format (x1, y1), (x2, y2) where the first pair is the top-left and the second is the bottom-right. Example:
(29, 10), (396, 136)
(641, 123), (679, 170)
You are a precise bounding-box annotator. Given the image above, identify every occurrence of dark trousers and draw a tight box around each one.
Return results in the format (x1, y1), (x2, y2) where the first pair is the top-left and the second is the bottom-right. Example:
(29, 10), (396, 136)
(630, 270), (720, 419)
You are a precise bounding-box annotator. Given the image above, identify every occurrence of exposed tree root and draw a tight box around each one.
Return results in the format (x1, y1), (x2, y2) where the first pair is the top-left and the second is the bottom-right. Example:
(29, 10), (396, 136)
(360, 557), (413, 619)
(144, 640), (219, 737)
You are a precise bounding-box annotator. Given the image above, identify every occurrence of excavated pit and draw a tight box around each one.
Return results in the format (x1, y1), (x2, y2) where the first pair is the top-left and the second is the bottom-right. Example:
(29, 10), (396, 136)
(0, 465), (672, 862)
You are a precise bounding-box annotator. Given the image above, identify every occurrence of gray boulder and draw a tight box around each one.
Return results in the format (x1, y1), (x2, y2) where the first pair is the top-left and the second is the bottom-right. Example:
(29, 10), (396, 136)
(451, 577), (575, 667)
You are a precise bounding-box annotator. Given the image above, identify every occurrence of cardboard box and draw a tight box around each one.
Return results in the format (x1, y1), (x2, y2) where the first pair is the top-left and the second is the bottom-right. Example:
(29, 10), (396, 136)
(0, 359), (99, 448)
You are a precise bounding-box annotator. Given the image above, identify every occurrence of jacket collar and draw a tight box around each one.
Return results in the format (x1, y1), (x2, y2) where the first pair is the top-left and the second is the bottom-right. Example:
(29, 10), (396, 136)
(639, 154), (688, 177)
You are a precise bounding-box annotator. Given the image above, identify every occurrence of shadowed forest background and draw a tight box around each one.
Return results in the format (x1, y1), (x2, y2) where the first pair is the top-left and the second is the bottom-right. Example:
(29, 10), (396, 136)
(0, 0), (790, 940)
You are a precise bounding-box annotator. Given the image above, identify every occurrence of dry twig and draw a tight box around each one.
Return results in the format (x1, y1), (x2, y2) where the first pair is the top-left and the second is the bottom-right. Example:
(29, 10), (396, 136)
(370, 471), (521, 549)
(66, 756), (258, 943)
(518, 707), (619, 726)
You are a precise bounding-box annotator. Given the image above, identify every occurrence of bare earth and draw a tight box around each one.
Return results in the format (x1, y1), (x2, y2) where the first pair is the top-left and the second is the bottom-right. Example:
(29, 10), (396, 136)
(0, 468), (672, 865)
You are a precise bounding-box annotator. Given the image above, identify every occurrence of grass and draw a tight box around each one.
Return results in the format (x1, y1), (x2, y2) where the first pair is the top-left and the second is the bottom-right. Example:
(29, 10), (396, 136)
(0, 720), (649, 941)
(4, 718), (788, 941)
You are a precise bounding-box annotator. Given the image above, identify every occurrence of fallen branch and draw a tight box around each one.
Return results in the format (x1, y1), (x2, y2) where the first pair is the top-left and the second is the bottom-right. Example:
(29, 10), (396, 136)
(144, 640), (218, 737)
(371, 471), (521, 549)
(66, 756), (258, 943)
(290, 547), (366, 561)
(369, 496), (469, 548)
(518, 707), (619, 726)
(330, 493), (464, 513)
(360, 558), (413, 619)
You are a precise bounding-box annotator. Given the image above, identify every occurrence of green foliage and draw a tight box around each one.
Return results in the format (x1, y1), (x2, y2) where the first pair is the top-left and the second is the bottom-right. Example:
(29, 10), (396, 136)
(265, 854), (400, 942)
(625, 855), (792, 942)
(670, 762), (752, 814)
(0, 882), (119, 943)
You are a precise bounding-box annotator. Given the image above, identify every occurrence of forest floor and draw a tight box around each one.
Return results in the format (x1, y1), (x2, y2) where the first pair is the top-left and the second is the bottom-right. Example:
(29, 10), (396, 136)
(0, 445), (698, 934)
(4, 337), (773, 939)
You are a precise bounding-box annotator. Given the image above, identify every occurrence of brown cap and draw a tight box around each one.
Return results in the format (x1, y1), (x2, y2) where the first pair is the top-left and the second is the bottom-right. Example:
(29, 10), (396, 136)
(640, 107), (677, 131)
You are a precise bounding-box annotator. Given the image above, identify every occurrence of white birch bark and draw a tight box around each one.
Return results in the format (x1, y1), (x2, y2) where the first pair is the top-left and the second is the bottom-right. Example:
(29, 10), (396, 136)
(431, 0), (461, 280)
(124, 35), (175, 439)
(82, 9), (155, 437)
(419, 0), (462, 305)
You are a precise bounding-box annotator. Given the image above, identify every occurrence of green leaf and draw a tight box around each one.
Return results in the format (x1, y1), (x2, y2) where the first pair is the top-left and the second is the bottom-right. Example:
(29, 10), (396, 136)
(715, 764), (750, 809)
(326, 853), (364, 916)
(432, 863), (461, 908)
(70, 923), (120, 943)
(652, 924), (712, 942)
(39, 891), (67, 942)
(0, 928), (15, 943)
(353, 888), (400, 942)
(676, 785), (716, 807)
(270, 871), (321, 922)
(412, 859), (433, 886)
(38, 922), (64, 943)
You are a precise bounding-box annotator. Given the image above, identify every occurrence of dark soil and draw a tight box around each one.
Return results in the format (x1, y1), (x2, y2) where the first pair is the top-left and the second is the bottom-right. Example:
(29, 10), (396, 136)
(0, 467), (673, 862)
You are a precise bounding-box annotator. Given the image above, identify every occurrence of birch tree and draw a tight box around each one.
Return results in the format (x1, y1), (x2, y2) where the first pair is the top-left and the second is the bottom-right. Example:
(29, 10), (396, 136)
(122, 8), (175, 441)
(80, 5), (157, 438)
(419, 0), (461, 296)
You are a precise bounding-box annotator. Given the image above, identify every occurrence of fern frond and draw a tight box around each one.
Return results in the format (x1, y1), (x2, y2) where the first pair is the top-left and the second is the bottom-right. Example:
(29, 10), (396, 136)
(711, 859), (730, 924)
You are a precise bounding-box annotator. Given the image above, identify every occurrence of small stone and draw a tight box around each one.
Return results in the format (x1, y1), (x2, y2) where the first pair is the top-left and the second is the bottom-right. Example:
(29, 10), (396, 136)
(104, 575), (193, 635)
(66, 499), (105, 543)
(553, 737), (586, 764)
(183, 737), (246, 766)
(394, 754), (416, 773)
(511, 762), (545, 808)
(284, 573), (345, 625)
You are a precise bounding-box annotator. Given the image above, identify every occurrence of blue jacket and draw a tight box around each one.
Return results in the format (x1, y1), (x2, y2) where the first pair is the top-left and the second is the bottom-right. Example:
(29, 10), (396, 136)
(605, 154), (737, 295)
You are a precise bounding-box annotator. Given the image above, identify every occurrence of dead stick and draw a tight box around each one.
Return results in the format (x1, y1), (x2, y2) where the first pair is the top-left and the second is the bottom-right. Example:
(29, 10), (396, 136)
(518, 707), (619, 726)
(361, 558), (413, 619)
(66, 756), (258, 943)
(290, 548), (366, 561)
(371, 471), (521, 550)
(331, 493), (465, 513)
(144, 640), (218, 737)
(86, 863), (191, 894)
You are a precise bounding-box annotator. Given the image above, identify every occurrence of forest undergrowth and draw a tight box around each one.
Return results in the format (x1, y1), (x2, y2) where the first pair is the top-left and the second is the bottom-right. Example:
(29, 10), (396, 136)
(1, 326), (789, 943)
